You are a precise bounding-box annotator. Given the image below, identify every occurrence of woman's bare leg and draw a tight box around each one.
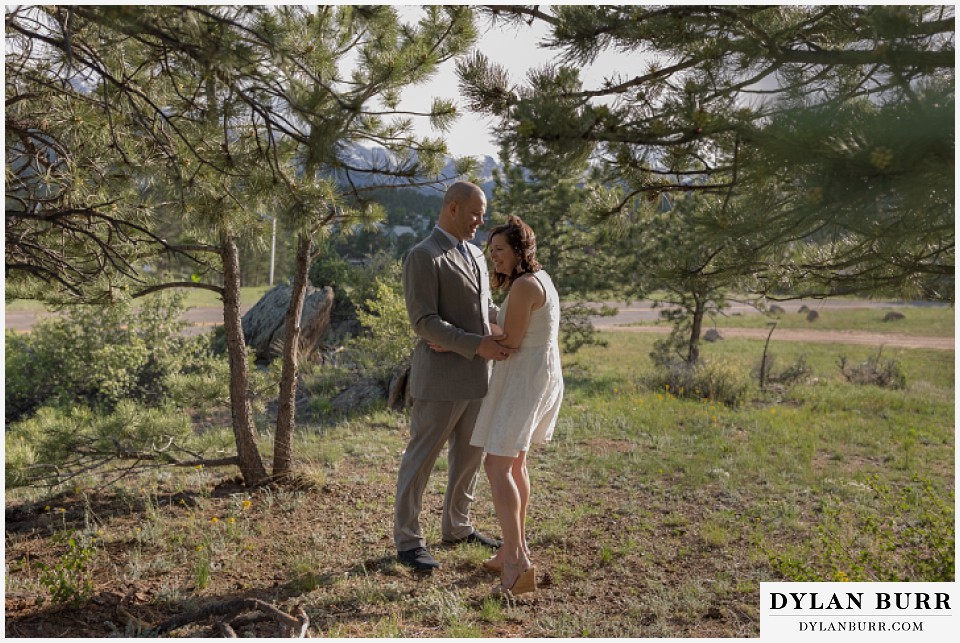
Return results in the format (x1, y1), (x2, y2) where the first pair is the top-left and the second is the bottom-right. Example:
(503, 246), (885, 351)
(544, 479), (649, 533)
(512, 451), (530, 555)
(484, 453), (531, 588)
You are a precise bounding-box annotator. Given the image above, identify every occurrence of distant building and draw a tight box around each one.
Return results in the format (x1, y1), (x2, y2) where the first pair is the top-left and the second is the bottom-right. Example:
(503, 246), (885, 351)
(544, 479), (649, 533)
(386, 225), (417, 238)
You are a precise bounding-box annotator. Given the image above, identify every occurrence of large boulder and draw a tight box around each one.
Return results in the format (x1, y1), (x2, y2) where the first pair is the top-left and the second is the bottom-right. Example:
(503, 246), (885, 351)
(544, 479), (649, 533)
(241, 284), (334, 362)
(331, 377), (387, 414)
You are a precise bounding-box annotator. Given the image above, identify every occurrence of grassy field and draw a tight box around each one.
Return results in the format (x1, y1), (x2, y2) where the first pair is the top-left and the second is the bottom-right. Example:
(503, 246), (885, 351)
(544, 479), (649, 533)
(638, 305), (955, 338)
(4, 286), (271, 313)
(4, 331), (954, 637)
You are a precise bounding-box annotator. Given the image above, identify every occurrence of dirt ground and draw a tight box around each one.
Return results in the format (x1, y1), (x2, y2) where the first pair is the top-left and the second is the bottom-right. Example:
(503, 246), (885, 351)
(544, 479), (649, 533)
(3, 466), (766, 638)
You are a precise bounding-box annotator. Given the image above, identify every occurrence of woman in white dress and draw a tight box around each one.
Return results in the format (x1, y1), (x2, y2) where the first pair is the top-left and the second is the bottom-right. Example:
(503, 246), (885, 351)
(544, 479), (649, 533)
(470, 215), (564, 596)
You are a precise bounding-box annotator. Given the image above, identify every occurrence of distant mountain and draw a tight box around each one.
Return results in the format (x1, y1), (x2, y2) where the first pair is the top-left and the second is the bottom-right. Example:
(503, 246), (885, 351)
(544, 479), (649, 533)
(335, 142), (501, 197)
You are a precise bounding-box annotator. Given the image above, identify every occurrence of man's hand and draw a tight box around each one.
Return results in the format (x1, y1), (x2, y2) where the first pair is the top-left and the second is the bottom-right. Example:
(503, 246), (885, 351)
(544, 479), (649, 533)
(476, 332), (518, 362)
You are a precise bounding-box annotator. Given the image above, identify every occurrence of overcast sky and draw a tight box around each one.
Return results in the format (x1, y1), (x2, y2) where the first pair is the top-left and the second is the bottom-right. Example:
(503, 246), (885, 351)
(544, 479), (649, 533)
(396, 7), (637, 159)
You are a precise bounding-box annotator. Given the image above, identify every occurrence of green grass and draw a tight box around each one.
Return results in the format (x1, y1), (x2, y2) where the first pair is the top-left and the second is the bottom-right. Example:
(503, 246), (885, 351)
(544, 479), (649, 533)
(637, 305), (954, 337)
(4, 285), (271, 312)
(4, 331), (954, 637)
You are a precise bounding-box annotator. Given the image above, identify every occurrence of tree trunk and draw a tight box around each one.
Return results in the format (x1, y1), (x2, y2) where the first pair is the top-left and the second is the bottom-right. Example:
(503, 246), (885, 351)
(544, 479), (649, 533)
(273, 233), (312, 479)
(687, 297), (704, 364)
(221, 232), (269, 487)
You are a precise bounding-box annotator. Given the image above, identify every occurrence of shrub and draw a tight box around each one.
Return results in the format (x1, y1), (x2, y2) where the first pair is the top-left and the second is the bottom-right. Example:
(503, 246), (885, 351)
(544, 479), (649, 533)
(560, 302), (612, 354)
(4, 293), (203, 421)
(839, 350), (906, 389)
(309, 238), (352, 292)
(755, 353), (814, 387)
(36, 532), (97, 606)
(345, 277), (416, 380)
(643, 358), (751, 407)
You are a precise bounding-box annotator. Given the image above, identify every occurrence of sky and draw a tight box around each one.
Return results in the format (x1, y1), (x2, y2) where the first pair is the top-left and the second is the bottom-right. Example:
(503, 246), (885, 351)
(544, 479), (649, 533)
(395, 6), (637, 159)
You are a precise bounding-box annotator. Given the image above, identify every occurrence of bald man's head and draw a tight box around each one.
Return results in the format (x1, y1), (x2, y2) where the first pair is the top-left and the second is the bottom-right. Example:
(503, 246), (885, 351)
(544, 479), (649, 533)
(438, 182), (487, 242)
(443, 182), (484, 209)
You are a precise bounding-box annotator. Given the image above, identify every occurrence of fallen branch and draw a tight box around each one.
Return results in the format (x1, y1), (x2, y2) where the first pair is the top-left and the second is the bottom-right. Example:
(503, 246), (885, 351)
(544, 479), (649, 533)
(151, 597), (309, 638)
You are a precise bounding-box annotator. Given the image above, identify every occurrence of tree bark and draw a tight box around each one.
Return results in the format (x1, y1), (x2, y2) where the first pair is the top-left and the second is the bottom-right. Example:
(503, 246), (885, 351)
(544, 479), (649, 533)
(273, 233), (312, 479)
(220, 232), (268, 487)
(688, 296), (704, 364)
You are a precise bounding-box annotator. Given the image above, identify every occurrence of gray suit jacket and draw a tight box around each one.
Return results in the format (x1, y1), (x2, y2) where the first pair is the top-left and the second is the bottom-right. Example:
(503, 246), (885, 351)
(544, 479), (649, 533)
(403, 228), (498, 401)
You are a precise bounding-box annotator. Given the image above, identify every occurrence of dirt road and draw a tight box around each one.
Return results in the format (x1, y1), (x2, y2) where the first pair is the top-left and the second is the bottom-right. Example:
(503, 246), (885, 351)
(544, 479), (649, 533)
(5, 299), (953, 349)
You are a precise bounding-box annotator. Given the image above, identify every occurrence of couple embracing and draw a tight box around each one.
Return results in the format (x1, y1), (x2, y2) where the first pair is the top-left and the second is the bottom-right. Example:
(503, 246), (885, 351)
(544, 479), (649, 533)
(394, 181), (564, 597)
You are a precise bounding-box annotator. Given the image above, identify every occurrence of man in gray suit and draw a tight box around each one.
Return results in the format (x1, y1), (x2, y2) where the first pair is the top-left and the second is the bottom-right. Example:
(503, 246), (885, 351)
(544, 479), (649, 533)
(395, 181), (516, 571)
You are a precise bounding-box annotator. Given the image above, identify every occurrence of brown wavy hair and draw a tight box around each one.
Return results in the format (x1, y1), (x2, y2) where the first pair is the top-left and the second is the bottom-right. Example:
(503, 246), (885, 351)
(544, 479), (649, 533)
(487, 215), (541, 291)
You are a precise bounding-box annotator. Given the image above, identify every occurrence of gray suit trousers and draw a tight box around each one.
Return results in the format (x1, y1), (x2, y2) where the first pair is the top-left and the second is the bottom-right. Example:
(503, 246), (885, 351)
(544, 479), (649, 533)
(394, 398), (484, 551)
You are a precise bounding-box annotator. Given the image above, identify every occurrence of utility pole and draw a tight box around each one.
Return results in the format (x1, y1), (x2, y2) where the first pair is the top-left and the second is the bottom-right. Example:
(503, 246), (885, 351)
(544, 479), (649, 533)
(268, 216), (277, 286)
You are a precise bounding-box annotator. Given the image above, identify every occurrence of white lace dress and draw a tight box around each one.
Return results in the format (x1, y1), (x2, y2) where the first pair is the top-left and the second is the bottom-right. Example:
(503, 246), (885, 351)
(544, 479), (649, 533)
(470, 271), (564, 457)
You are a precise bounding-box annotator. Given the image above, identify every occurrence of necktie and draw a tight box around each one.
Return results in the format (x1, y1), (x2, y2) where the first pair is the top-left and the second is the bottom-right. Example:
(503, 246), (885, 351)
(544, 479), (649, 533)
(457, 241), (479, 280)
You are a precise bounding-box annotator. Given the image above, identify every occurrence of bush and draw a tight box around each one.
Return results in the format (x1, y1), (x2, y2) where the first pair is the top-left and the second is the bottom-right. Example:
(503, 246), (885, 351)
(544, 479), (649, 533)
(345, 276), (416, 380)
(559, 302), (612, 354)
(4, 293), (204, 421)
(646, 334), (751, 405)
(839, 350), (907, 389)
(643, 358), (751, 407)
(309, 238), (353, 292)
(755, 353), (814, 387)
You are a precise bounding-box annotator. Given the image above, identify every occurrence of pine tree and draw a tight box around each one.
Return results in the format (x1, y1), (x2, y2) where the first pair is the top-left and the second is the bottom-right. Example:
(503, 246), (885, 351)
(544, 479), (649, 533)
(6, 6), (478, 485)
(460, 5), (954, 302)
(489, 148), (635, 352)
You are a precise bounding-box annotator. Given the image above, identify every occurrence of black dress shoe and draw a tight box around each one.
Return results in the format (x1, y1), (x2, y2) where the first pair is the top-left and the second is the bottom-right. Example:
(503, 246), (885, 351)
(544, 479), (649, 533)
(442, 530), (502, 549)
(397, 547), (440, 571)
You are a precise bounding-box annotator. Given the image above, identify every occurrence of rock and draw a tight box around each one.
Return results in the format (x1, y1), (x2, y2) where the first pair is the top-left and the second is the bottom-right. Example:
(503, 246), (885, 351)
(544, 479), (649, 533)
(805, 310), (820, 322)
(331, 378), (387, 414)
(768, 304), (786, 316)
(241, 284), (334, 362)
(703, 328), (723, 342)
(882, 311), (906, 322)
(797, 304), (810, 313)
